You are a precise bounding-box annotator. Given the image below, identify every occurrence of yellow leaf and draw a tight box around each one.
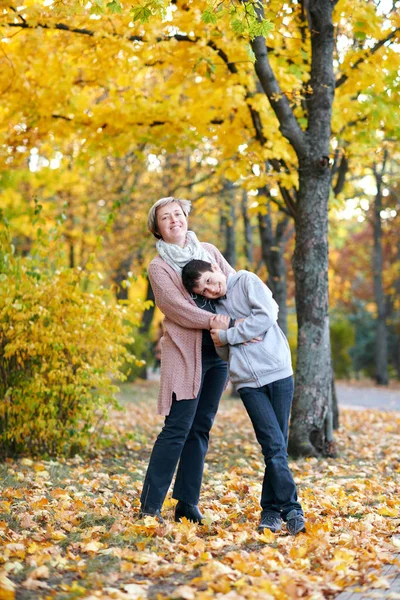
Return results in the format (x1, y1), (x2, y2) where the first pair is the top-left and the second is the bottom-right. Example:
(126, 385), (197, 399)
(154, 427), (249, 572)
(0, 574), (16, 594)
(258, 529), (275, 543)
(0, 503), (11, 514)
(50, 531), (67, 541)
(377, 506), (399, 517)
(289, 544), (308, 559)
(82, 541), (104, 553)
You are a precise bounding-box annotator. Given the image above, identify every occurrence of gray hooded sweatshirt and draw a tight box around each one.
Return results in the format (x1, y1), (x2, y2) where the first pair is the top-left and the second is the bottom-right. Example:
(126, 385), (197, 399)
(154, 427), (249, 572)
(216, 270), (293, 389)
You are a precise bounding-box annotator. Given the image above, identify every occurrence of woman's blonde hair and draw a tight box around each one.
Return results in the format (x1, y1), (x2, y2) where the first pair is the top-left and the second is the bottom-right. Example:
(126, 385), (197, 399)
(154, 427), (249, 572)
(147, 197), (192, 239)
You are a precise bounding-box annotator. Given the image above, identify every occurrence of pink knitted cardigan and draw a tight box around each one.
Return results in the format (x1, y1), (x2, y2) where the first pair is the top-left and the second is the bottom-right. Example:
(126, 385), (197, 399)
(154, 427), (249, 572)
(148, 242), (235, 415)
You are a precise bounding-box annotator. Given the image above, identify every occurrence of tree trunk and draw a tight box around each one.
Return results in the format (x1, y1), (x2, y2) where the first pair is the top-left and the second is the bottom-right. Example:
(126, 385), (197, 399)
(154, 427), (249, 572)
(112, 255), (134, 301)
(220, 181), (236, 268)
(372, 154), (389, 385)
(136, 279), (156, 380)
(257, 199), (291, 336)
(332, 374), (339, 430)
(241, 190), (253, 269)
(394, 239), (400, 379)
(139, 279), (156, 336)
(250, 0), (337, 456)
(288, 159), (333, 457)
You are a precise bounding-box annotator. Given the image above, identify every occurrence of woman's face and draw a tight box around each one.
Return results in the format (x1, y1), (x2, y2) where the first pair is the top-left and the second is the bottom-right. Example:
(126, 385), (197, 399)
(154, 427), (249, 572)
(156, 202), (188, 246)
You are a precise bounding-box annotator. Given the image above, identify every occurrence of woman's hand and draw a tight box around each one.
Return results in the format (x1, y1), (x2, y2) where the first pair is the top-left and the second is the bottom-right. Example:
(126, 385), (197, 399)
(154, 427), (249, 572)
(210, 329), (223, 347)
(243, 337), (263, 345)
(210, 314), (230, 330)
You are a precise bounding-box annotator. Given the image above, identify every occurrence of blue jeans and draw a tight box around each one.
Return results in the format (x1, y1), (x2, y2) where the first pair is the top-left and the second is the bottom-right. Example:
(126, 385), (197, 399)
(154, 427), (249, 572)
(140, 346), (228, 511)
(239, 376), (303, 519)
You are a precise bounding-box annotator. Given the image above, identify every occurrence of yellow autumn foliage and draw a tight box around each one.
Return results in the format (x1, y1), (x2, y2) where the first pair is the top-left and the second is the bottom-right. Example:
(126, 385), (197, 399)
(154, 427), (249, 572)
(0, 224), (141, 457)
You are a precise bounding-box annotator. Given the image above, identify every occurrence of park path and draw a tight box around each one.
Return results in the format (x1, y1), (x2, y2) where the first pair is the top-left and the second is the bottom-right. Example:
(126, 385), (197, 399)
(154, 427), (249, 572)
(336, 381), (400, 411)
(335, 381), (400, 600)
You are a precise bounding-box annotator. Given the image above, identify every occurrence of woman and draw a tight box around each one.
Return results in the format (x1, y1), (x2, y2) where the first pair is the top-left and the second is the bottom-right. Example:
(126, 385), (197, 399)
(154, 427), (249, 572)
(140, 196), (234, 523)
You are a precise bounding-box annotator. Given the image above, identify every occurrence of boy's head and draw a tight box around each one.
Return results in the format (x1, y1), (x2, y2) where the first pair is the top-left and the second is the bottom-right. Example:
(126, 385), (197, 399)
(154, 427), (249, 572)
(182, 260), (227, 299)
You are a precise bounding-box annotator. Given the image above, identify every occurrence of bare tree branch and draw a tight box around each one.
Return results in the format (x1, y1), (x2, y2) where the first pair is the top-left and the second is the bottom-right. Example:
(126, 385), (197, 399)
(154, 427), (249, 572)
(335, 28), (400, 88)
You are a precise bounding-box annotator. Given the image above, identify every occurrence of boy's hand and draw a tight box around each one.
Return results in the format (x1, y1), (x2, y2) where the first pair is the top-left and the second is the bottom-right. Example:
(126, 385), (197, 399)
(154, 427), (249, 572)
(210, 314), (230, 330)
(234, 317), (262, 344)
(210, 329), (223, 346)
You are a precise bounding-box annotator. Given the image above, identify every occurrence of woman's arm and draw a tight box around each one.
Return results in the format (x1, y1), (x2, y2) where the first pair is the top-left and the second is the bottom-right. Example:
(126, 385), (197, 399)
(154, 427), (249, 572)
(149, 261), (212, 330)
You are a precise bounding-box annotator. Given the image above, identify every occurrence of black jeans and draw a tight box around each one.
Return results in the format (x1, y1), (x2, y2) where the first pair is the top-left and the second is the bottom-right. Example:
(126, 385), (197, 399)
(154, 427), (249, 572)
(140, 346), (228, 511)
(239, 376), (303, 519)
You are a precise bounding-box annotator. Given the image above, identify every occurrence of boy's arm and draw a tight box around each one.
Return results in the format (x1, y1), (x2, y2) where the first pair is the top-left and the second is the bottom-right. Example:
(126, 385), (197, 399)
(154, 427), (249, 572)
(218, 274), (279, 346)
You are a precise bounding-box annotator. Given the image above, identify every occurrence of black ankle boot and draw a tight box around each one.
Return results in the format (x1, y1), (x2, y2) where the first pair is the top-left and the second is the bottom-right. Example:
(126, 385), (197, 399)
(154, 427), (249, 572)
(139, 506), (164, 523)
(174, 501), (204, 524)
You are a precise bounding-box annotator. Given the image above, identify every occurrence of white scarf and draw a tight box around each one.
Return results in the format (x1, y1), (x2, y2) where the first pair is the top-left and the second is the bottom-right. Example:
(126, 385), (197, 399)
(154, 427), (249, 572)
(156, 230), (213, 273)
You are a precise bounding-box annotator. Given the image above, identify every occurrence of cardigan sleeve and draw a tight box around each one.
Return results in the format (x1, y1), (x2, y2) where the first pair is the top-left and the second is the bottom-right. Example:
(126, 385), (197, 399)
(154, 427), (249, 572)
(148, 261), (212, 330)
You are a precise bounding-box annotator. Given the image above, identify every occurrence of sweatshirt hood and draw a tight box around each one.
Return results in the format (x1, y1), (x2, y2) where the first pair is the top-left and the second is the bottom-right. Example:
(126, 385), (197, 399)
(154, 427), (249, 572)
(226, 270), (248, 294)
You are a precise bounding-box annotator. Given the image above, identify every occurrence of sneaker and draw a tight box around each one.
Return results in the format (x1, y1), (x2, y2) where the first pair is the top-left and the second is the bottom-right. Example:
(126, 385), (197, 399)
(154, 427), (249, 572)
(285, 510), (306, 535)
(138, 507), (164, 523)
(258, 512), (282, 533)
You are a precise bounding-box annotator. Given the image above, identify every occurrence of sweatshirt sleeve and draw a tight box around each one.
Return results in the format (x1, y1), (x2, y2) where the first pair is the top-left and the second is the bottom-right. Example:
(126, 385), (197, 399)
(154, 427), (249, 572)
(148, 261), (212, 330)
(218, 274), (279, 345)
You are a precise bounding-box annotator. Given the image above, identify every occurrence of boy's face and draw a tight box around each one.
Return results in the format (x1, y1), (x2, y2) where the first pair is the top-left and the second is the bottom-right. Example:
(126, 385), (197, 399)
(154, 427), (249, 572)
(192, 265), (227, 299)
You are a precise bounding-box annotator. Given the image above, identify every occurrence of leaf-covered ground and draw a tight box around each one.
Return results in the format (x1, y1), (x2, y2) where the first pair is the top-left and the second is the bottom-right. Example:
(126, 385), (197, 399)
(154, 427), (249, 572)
(1, 381), (399, 600)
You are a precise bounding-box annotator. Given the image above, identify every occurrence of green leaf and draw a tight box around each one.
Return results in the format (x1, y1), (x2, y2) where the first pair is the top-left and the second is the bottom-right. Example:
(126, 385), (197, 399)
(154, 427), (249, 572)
(250, 19), (274, 39)
(201, 8), (218, 24)
(354, 31), (366, 40)
(106, 0), (123, 14)
(131, 6), (152, 23)
(289, 64), (303, 78)
(246, 44), (256, 64)
(91, 0), (106, 14)
(231, 18), (246, 35)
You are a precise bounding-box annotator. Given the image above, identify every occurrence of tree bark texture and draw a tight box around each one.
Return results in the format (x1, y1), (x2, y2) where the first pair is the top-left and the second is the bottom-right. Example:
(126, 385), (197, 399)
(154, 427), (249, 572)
(289, 158), (333, 457)
(394, 240), (400, 379)
(112, 255), (134, 301)
(139, 279), (156, 336)
(257, 201), (291, 336)
(220, 182), (236, 268)
(372, 156), (389, 385)
(241, 190), (253, 269)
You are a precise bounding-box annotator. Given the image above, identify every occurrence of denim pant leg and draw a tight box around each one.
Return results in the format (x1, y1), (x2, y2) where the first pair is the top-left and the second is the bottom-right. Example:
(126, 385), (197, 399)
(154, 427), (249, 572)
(260, 376), (293, 514)
(173, 350), (228, 504)
(239, 377), (303, 518)
(140, 395), (200, 511)
(140, 349), (227, 511)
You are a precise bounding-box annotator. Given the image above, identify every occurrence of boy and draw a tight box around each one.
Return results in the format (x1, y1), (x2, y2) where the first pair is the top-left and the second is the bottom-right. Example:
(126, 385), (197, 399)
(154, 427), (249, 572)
(182, 259), (306, 536)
